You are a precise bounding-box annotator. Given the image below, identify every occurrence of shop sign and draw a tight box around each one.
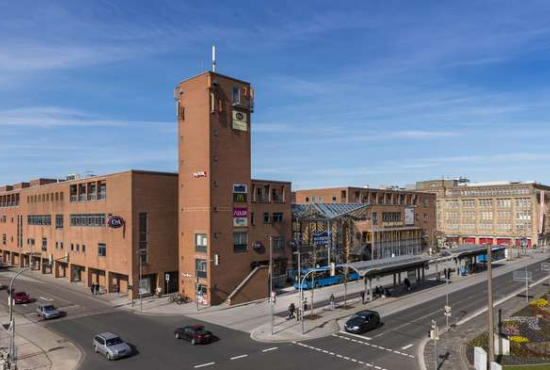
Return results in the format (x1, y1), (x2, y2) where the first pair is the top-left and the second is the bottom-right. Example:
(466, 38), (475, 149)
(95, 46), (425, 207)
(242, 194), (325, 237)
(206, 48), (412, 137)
(233, 193), (247, 203)
(193, 171), (207, 178)
(382, 221), (404, 227)
(233, 207), (248, 227)
(107, 216), (125, 229)
(313, 231), (331, 246)
(233, 184), (248, 193)
(232, 110), (248, 131)
(405, 208), (415, 225)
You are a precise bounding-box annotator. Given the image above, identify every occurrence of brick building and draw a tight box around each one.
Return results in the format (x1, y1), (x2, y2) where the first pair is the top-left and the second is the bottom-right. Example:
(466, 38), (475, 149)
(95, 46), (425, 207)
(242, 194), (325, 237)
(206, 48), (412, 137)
(293, 187), (436, 259)
(0, 170), (179, 299)
(416, 179), (550, 247)
(175, 72), (292, 306)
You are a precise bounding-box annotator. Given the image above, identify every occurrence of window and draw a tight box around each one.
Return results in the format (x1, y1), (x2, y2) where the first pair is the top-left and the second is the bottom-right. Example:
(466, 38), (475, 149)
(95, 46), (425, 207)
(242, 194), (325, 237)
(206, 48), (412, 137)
(56, 214), (63, 229)
(71, 243), (74, 251)
(76, 244), (80, 252)
(232, 86), (240, 104)
(82, 244), (86, 252)
(461, 199), (475, 208)
(445, 200), (459, 209)
(138, 212), (148, 263)
(60, 242), (63, 250)
(263, 212), (270, 224)
(41, 238), (47, 252)
(196, 259), (207, 278)
(332, 196), (337, 202)
(2, 234), (5, 245)
(272, 212), (283, 223)
(251, 212), (255, 226)
(479, 199), (493, 208)
(98, 181), (106, 200)
(372, 212), (378, 225)
(272, 237), (284, 250)
(195, 233), (207, 253)
(496, 198), (512, 208)
(515, 198), (531, 208)
(69, 214), (106, 226)
(233, 232), (248, 253)
(305, 197), (310, 202)
(98, 243), (107, 257)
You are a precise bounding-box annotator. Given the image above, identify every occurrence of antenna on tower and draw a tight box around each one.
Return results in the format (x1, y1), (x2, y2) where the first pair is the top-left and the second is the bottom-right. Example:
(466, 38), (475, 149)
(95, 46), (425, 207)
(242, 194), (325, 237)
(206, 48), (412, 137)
(212, 45), (217, 72)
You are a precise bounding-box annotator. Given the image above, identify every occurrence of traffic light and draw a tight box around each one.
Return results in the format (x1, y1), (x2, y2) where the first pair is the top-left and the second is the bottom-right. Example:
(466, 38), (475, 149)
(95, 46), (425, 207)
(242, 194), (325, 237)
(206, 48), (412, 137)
(214, 254), (220, 266)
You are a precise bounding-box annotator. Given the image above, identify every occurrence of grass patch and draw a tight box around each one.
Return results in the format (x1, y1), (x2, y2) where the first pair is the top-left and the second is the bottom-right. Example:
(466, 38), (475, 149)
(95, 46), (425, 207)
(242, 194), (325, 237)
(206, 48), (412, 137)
(504, 365), (550, 370)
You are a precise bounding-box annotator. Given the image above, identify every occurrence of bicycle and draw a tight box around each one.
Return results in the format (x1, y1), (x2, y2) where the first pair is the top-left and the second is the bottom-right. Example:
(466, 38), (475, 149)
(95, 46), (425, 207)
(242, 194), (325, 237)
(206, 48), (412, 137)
(169, 293), (190, 305)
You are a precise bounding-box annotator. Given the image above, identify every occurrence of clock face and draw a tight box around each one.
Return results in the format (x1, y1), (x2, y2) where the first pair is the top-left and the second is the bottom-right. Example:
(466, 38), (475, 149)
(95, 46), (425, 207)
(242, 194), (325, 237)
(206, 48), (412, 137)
(236, 112), (244, 120)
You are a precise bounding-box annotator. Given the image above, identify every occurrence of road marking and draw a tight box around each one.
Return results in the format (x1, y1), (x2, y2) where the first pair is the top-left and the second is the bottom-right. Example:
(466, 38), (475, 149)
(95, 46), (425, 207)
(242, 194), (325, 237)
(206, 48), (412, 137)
(338, 330), (372, 340)
(230, 354), (248, 360)
(402, 344), (413, 350)
(194, 362), (215, 368)
(262, 347), (278, 353)
(295, 341), (386, 370)
(332, 334), (415, 359)
(39, 296), (53, 301)
(373, 309), (442, 338)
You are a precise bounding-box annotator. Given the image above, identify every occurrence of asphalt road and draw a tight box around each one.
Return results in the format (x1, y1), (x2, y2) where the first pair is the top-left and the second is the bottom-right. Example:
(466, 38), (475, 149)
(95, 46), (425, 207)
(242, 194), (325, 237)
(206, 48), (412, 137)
(1, 257), (549, 370)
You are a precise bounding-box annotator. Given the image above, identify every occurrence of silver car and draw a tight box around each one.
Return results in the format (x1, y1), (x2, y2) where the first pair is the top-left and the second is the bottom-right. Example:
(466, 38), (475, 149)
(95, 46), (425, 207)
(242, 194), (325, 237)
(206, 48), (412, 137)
(36, 304), (61, 320)
(92, 332), (132, 360)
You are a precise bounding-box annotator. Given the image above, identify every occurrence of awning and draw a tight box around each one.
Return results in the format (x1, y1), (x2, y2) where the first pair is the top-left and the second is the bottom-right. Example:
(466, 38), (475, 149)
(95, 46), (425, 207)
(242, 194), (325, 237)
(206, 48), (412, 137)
(343, 255), (432, 278)
(292, 203), (370, 222)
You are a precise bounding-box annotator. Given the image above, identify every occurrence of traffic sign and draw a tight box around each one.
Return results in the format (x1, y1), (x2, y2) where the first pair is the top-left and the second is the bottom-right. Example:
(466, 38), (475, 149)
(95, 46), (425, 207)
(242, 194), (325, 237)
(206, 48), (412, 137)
(165, 273), (170, 282)
(444, 305), (452, 317)
(513, 270), (533, 282)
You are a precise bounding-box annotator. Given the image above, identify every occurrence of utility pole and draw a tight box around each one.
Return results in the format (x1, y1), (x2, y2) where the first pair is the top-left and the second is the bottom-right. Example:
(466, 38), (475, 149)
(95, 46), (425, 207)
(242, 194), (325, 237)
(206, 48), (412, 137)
(269, 236), (274, 336)
(138, 250), (143, 312)
(487, 244), (495, 363)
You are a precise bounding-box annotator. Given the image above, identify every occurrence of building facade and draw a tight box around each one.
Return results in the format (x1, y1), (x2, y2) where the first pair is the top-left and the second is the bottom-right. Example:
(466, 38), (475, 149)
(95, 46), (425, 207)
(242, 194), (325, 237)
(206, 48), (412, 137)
(415, 179), (550, 247)
(175, 72), (292, 306)
(293, 187), (436, 259)
(0, 170), (179, 299)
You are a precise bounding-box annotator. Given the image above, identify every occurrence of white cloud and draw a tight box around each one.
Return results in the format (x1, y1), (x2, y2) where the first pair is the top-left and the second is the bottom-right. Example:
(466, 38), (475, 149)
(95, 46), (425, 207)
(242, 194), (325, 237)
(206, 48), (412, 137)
(0, 106), (172, 127)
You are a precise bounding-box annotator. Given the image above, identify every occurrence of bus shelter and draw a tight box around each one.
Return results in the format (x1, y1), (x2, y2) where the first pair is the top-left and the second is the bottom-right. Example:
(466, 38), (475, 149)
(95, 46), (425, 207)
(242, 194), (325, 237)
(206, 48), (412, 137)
(438, 244), (506, 276)
(344, 255), (432, 301)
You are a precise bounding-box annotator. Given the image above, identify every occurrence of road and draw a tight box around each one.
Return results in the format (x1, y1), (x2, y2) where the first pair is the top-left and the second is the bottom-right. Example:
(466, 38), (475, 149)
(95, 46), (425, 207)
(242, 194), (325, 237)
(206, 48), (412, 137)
(0, 257), (548, 370)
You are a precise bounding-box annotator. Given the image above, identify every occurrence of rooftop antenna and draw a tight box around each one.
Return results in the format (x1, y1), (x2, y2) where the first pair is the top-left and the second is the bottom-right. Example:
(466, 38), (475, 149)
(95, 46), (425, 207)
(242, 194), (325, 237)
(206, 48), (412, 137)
(212, 45), (217, 72)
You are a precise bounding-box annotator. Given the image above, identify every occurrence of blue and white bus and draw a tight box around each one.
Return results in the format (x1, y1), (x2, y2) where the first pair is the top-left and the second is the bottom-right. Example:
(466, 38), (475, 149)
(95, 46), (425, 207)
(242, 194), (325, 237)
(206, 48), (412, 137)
(294, 266), (360, 290)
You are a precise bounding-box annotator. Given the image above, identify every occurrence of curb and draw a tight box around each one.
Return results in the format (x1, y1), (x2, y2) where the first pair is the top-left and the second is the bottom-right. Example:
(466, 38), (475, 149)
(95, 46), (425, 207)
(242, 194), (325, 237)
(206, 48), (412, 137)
(250, 319), (340, 343)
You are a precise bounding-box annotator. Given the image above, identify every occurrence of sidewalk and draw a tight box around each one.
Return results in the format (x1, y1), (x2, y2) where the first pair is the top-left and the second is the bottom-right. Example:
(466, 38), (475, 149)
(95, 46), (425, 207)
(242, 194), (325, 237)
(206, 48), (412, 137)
(0, 310), (81, 370)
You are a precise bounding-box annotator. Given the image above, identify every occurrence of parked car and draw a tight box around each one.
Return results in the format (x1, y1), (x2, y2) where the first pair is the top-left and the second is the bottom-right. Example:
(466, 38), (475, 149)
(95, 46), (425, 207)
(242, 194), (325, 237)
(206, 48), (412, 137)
(13, 292), (30, 304)
(344, 310), (380, 334)
(92, 333), (132, 360)
(36, 304), (61, 320)
(174, 324), (214, 345)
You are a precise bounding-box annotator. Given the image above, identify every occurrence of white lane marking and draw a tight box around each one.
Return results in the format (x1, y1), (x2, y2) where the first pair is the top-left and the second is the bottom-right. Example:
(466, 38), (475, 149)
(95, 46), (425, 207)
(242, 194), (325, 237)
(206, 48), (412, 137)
(373, 309), (442, 338)
(294, 341), (385, 369)
(332, 334), (415, 359)
(230, 354), (248, 360)
(39, 296), (53, 301)
(262, 347), (278, 353)
(402, 344), (413, 350)
(338, 330), (372, 340)
(194, 362), (215, 368)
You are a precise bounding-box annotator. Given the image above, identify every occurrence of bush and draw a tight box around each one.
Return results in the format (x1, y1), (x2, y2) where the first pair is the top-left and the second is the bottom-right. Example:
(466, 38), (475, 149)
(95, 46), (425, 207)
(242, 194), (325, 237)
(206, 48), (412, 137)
(509, 336), (530, 344)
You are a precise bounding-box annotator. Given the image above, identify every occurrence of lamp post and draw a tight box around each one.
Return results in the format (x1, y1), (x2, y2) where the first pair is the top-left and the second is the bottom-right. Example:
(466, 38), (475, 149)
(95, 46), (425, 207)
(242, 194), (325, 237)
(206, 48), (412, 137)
(486, 244), (495, 363)
(268, 235), (274, 336)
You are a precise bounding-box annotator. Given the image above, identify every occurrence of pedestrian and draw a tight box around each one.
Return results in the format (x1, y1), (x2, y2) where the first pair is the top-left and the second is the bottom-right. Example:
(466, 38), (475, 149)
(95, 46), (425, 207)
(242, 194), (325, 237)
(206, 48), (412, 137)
(90, 282), (95, 295)
(288, 303), (296, 319)
(360, 290), (366, 304)
(404, 278), (411, 292)
(296, 306), (301, 321)
(94, 283), (100, 295)
(303, 298), (308, 312)
(329, 294), (335, 311)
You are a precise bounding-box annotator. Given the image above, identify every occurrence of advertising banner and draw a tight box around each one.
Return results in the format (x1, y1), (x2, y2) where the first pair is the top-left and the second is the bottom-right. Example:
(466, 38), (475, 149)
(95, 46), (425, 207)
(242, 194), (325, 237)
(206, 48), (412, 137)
(405, 208), (415, 225)
(232, 110), (248, 131)
(233, 207), (248, 227)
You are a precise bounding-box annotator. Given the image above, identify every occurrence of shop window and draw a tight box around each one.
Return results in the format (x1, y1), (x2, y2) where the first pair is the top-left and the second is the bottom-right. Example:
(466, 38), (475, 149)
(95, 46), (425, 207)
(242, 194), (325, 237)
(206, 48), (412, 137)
(196, 259), (207, 278)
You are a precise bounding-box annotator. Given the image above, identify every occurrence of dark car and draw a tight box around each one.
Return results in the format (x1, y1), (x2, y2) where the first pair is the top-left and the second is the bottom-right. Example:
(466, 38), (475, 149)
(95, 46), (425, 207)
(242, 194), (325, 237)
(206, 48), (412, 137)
(174, 324), (213, 345)
(13, 292), (30, 304)
(344, 310), (380, 334)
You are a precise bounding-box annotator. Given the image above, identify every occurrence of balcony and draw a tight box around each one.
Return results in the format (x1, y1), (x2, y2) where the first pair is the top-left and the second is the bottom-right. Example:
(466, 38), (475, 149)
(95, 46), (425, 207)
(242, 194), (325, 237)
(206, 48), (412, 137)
(256, 195), (269, 203)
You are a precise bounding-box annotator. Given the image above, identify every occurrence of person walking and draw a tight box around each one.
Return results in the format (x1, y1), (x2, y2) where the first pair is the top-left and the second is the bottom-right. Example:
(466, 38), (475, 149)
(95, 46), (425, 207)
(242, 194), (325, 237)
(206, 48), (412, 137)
(90, 282), (95, 295)
(360, 290), (366, 304)
(329, 294), (335, 311)
(303, 298), (308, 312)
(94, 283), (100, 295)
(288, 303), (296, 320)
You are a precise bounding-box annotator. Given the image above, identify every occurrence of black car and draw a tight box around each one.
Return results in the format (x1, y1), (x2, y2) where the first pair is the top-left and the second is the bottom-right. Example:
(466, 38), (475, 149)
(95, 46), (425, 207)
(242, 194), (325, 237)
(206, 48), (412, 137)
(174, 324), (213, 345)
(344, 310), (380, 334)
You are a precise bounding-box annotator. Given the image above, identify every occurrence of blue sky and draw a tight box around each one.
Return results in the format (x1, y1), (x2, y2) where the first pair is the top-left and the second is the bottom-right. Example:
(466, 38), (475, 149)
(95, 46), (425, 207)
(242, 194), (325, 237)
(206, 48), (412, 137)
(1, 1), (550, 189)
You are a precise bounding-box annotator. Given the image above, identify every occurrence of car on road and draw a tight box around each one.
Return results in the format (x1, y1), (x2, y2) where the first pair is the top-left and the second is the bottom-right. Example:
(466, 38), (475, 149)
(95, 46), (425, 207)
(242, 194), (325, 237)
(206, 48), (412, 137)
(92, 332), (132, 360)
(344, 310), (380, 334)
(174, 324), (214, 345)
(13, 292), (30, 304)
(36, 304), (61, 320)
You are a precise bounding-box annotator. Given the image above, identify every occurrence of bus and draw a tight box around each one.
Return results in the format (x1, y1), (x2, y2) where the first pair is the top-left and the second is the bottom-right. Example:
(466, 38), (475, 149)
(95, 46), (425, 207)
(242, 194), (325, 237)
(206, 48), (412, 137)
(294, 266), (360, 290)
(477, 246), (506, 263)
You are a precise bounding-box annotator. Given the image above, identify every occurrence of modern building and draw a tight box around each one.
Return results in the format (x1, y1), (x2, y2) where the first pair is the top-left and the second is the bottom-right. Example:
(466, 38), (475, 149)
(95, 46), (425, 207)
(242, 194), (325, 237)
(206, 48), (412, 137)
(0, 170), (179, 299)
(175, 72), (292, 306)
(293, 187), (436, 259)
(415, 179), (550, 247)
